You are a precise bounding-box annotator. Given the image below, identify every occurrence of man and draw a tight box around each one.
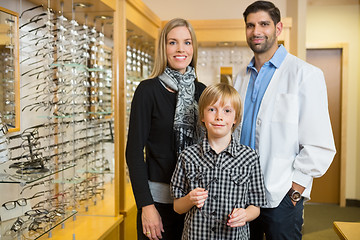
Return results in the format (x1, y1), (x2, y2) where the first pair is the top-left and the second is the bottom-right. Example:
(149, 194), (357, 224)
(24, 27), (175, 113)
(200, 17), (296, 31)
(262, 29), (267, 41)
(233, 1), (336, 239)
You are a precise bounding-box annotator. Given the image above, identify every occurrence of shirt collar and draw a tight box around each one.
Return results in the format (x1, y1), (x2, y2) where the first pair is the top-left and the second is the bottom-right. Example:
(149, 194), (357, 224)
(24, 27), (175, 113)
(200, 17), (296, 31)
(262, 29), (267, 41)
(247, 44), (288, 71)
(201, 136), (241, 158)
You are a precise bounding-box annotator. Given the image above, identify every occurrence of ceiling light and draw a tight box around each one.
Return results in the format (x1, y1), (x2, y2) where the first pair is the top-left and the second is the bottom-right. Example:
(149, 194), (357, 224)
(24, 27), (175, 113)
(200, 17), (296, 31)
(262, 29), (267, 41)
(73, 2), (93, 8)
(95, 15), (113, 20)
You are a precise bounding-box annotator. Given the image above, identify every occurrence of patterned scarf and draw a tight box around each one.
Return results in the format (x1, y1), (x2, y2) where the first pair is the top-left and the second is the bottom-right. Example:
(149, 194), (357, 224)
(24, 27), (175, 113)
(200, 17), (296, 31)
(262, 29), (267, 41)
(159, 66), (199, 156)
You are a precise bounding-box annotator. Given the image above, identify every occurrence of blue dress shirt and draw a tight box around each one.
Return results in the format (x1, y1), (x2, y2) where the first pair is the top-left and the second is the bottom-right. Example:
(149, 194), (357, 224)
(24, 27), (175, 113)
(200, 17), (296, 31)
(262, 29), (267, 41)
(240, 45), (287, 149)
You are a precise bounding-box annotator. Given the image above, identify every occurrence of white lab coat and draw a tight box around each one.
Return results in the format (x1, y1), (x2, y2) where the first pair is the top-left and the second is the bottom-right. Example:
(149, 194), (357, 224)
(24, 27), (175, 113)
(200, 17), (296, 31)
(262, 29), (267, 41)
(233, 53), (336, 208)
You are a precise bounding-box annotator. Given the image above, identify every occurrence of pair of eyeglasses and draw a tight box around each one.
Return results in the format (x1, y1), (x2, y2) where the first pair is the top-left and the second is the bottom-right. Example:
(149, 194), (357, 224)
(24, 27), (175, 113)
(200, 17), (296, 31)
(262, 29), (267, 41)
(20, 5), (44, 18)
(9, 140), (41, 151)
(9, 157), (47, 173)
(27, 206), (63, 218)
(0, 150), (10, 163)
(33, 198), (70, 209)
(27, 208), (65, 232)
(197, 176), (242, 225)
(37, 140), (70, 152)
(20, 178), (54, 194)
(2, 190), (53, 210)
(0, 123), (9, 135)
(21, 62), (56, 77)
(22, 99), (68, 112)
(20, 12), (47, 29)
(9, 128), (39, 142)
(25, 208), (49, 218)
(198, 203), (237, 225)
(11, 217), (25, 232)
(35, 131), (65, 141)
(2, 198), (27, 210)
(28, 219), (48, 232)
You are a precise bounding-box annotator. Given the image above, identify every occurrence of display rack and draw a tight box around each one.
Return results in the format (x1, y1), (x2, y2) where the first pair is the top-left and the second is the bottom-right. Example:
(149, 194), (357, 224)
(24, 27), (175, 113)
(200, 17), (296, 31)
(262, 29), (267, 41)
(0, 6), (20, 132)
(0, 0), (162, 239)
(0, 0), (118, 239)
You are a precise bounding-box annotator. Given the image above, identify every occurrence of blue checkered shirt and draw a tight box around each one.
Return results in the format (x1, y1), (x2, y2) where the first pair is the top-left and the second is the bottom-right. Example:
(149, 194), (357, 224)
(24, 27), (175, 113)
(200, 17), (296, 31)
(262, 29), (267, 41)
(171, 137), (267, 240)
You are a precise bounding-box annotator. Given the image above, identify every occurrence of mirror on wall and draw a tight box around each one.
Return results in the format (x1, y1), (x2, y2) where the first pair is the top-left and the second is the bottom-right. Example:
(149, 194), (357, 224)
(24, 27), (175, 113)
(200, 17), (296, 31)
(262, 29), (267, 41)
(0, 6), (20, 132)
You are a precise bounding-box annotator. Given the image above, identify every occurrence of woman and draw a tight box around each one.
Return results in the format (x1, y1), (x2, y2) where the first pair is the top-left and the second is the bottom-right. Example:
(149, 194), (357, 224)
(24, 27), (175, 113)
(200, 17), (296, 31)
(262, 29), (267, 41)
(125, 18), (206, 240)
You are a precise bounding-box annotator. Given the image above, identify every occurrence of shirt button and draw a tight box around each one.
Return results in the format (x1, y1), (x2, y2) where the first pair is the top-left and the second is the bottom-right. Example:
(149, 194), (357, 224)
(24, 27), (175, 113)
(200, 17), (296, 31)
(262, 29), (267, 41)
(211, 227), (216, 232)
(256, 119), (261, 126)
(213, 195), (218, 200)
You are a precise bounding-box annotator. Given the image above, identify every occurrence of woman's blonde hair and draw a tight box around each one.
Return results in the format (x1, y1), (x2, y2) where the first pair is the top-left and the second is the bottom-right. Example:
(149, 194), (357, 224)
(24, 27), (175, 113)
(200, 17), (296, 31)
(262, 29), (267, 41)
(198, 83), (242, 131)
(149, 18), (198, 78)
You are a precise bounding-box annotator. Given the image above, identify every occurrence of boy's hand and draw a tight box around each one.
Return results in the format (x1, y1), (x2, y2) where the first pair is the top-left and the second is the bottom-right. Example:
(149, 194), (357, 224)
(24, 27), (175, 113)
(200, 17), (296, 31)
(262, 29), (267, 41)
(227, 208), (247, 227)
(188, 188), (208, 208)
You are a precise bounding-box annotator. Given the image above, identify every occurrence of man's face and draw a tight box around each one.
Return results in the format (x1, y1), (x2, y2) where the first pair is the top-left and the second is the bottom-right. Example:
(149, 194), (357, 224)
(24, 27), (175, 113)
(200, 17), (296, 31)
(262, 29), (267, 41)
(245, 10), (282, 54)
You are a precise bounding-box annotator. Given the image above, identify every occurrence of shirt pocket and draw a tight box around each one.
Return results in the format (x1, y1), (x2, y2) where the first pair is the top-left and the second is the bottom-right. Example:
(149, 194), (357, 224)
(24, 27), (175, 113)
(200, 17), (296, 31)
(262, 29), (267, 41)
(186, 166), (212, 190)
(272, 93), (298, 124)
(227, 167), (251, 208)
(228, 166), (250, 186)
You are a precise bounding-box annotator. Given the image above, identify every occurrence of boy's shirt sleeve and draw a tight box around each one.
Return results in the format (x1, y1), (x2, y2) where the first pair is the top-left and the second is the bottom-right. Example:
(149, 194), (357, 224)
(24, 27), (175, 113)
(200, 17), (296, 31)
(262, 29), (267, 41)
(170, 153), (188, 199)
(248, 157), (267, 207)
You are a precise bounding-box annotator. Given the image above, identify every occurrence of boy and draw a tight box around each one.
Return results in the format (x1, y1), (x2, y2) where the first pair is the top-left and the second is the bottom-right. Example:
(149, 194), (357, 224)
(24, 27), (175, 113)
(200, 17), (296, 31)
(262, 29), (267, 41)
(170, 83), (266, 240)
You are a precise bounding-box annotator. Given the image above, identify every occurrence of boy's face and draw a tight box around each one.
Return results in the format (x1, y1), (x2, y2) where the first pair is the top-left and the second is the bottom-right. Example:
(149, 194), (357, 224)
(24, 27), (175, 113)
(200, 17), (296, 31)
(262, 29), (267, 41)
(201, 98), (236, 140)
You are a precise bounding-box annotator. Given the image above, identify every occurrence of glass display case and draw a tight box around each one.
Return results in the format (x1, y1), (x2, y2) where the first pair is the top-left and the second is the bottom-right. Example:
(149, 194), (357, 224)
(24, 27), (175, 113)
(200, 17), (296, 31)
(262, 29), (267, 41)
(0, 6), (20, 132)
(0, 1), (116, 239)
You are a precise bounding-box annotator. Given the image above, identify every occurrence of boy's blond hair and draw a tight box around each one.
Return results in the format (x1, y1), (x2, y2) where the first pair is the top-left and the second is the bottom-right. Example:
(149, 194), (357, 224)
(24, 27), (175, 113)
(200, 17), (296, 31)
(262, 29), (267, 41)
(198, 83), (242, 131)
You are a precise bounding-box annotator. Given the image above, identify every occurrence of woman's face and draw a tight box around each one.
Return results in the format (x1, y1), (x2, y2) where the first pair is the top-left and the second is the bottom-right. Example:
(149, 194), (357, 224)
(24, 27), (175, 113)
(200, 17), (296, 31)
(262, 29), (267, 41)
(166, 26), (193, 74)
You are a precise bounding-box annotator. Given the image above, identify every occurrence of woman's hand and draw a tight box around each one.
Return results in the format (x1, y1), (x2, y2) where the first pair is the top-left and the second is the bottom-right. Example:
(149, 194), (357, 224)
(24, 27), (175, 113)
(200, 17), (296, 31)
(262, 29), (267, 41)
(142, 204), (164, 240)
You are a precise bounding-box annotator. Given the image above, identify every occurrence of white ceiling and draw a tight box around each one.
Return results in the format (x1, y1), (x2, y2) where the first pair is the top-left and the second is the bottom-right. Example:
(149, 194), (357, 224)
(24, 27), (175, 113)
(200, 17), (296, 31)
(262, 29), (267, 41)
(141, 0), (286, 20)
(141, 0), (357, 21)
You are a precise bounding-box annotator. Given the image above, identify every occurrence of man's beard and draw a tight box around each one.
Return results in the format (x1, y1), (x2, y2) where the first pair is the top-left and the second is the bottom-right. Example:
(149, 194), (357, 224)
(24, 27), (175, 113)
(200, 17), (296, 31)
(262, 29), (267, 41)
(248, 35), (276, 54)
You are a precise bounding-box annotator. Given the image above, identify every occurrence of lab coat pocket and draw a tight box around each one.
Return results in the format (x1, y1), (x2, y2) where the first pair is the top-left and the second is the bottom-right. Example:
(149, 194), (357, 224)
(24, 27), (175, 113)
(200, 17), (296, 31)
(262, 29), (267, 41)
(272, 93), (298, 124)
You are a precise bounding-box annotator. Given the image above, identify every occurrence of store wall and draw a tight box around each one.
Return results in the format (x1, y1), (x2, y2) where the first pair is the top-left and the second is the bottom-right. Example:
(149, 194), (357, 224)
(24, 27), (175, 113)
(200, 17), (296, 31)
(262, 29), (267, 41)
(306, 4), (360, 201)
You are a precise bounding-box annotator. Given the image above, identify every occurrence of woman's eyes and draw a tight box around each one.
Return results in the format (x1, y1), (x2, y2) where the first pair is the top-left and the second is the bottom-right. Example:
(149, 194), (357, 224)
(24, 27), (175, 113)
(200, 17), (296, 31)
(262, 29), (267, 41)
(168, 41), (192, 45)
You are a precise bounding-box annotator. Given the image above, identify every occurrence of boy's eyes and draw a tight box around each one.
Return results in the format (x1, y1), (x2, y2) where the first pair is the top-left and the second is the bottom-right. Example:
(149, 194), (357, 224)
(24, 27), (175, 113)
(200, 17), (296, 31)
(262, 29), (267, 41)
(207, 107), (233, 113)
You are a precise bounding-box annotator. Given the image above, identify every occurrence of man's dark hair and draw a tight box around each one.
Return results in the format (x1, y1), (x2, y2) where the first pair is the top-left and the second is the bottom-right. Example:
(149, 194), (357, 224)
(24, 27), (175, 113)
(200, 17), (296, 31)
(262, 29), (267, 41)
(243, 1), (281, 25)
